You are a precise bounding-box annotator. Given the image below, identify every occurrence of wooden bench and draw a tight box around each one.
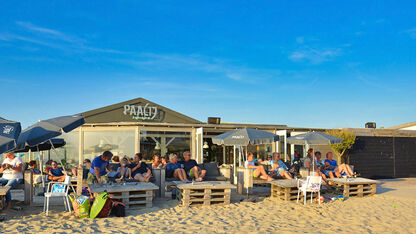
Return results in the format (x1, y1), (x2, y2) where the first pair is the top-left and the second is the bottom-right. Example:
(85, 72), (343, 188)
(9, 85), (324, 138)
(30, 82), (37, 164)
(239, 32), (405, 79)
(327, 177), (380, 198)
(176, 181), (235, 207)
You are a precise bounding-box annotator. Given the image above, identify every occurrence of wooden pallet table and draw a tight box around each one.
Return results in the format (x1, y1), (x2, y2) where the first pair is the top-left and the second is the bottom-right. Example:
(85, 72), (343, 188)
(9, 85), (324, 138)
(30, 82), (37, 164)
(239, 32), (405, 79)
(0, 186), (11, 209)
(88, 182), (159, 209)
(269, 179), (317, 202)
(176, 181), (236, 207)
(327, 178), (380, 198)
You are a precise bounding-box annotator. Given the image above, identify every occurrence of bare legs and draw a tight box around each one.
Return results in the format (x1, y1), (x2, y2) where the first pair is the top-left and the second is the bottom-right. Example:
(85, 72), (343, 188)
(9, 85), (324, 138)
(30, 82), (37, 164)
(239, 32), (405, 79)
(191, 166), (206, 182)
(173, 169), (188, 181)
(337, 164), (354, 176)
(279, 170), (292, 179)
(48, 175), (65, 182)
(253, 166), (273, 181)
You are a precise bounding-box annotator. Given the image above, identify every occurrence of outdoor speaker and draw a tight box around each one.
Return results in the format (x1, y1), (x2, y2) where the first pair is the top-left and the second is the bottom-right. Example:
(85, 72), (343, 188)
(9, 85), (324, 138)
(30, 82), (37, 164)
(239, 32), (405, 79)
(208, 117), (221, 124)
(365, 122), (376, 129)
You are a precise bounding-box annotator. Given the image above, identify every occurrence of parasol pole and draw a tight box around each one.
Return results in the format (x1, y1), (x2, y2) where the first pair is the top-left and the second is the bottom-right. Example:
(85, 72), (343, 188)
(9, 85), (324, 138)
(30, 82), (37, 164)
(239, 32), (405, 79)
(37, 145), (45, 187)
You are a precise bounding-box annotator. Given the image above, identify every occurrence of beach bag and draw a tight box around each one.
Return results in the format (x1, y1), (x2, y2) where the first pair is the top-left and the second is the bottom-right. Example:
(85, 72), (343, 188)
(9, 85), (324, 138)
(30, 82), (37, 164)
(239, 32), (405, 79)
(110, 202), (126, 217)
(69, 195), (90, 218)
(96, 198), (113, 218)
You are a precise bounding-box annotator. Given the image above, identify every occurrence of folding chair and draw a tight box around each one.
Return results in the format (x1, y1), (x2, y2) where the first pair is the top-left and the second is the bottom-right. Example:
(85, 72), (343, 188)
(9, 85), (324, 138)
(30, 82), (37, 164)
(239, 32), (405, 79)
(44, 176), (72, 216)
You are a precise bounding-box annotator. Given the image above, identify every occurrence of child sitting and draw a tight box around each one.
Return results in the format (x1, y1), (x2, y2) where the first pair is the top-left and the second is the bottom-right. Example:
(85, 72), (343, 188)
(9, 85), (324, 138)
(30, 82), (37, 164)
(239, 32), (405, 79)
(116, 157), (133, 182)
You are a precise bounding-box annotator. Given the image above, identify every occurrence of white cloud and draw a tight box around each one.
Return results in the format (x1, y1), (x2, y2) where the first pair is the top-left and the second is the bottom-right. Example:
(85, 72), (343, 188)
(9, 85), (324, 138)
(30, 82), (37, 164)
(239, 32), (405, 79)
(289, 47), (342, 64)
(0, 21), (124, 54)
(115, 53), (282, 83)
(403, 28), (416, 39)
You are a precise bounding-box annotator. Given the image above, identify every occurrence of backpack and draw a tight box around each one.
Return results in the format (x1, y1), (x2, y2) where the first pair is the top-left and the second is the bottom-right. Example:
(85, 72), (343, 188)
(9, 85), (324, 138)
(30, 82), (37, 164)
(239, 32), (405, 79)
(96, 198), (113, 218)
(110, 201), (126, 217)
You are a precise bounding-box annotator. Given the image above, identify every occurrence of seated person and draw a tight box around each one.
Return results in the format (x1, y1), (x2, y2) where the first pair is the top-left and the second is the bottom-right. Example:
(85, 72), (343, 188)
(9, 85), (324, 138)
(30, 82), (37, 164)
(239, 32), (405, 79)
(28, 160), (47, 184)
(322, 152), (339, 178)
(270, 161), (292, 179)
(245, 153), (273, 181)
(289, 151), (303, 176)
(28, 160), (41, 174)
(71, 159), (91, 179)
(179, 151), (206, 182)
(166, 154), (188, 181)
(0, 152), (24, 209)
(107, 156), (121, 179)
(328, 152), (354, 177)
(161, 157), (168, 169)
(116, 157), (132, 181)
(129, 153), (152, 182)
(151, 154), (163, 169)
(47, 161), (66, 182)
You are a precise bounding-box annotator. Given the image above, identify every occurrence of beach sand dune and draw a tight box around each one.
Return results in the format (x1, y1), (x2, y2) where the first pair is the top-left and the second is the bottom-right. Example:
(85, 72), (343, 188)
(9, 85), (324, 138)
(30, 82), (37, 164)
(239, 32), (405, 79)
(1, 179), (415, 233)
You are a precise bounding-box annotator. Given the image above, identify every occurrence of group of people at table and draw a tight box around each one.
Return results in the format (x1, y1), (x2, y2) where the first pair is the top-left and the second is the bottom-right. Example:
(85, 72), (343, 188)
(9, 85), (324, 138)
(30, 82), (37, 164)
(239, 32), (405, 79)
(244, 148), (355, 183)
(0, 148), (353, 209)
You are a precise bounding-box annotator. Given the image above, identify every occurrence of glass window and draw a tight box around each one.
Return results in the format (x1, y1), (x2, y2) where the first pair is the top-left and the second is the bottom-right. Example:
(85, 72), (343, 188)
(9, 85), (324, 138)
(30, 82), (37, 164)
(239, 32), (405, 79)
(140, 131), (190, 160)
(83, 130), (135, 162)
(248, 144), (273, 160)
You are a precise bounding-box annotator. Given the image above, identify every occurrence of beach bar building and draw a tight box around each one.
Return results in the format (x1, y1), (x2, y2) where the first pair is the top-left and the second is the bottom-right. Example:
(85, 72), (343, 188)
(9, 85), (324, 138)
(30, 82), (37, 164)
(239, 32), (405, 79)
(57, 97), (416, 179)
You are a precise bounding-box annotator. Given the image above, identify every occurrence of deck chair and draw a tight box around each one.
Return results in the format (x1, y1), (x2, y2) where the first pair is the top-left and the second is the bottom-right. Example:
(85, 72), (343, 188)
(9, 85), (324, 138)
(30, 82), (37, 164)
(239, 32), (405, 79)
(297, 176), (322, 205)
(44, 175), (71, 216)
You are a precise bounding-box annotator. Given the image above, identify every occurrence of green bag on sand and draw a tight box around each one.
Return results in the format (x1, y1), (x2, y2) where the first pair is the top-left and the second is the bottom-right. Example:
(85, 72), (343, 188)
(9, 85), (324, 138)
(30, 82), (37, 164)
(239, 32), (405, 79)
(90, 192), (108, 219)
(69, 195), (90, 218)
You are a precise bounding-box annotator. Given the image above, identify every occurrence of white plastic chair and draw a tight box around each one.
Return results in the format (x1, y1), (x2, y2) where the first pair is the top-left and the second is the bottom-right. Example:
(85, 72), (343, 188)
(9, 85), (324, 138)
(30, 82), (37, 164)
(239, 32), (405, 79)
(297, 176), (322, 205)
(44, 175), (71, 216)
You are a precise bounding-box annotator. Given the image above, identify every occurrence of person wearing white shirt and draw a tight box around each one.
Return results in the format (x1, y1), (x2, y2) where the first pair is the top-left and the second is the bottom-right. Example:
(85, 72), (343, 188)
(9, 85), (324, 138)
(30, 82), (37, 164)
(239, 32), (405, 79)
(0, 152), (23, 209)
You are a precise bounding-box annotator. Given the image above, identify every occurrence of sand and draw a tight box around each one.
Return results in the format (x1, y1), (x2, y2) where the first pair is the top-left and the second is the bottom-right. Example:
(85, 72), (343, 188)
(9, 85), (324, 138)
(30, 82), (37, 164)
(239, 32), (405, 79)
(1, 178), (416, 233)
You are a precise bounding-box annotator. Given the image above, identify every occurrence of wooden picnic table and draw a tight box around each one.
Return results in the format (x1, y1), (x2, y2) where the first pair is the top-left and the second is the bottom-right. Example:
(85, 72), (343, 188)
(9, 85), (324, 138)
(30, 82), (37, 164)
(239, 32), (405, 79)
(88, 182), (159, 209)
(176, 181), (236, 207)
(0, 186), (11, 209)
(327, 177), (380, 198)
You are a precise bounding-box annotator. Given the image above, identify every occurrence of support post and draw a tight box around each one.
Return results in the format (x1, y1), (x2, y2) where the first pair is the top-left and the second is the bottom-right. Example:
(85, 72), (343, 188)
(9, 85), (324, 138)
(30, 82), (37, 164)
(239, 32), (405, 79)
(24, 170), (33, 205)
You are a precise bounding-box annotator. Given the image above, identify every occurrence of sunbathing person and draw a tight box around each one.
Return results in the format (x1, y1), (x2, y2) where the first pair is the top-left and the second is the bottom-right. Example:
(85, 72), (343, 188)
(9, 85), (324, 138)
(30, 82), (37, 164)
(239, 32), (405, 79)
(245, 153), (273, 181)
(129, 153), (152, 182)
(116, 157), (133, 181)
(47, 161), (66, 182)
(179, 151), (206, 182)
(166, 154), (188, 181)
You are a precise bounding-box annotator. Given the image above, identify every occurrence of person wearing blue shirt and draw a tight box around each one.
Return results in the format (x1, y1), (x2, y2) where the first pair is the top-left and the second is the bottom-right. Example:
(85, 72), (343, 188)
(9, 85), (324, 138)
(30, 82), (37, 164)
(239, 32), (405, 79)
(179, 151), (206, 181)
(47, 161), (66, 182)
(268, 152), (292, 179)
(323, 152), (338, 178)
(166, 153), (188, 181)
(87, 151), (113, 184)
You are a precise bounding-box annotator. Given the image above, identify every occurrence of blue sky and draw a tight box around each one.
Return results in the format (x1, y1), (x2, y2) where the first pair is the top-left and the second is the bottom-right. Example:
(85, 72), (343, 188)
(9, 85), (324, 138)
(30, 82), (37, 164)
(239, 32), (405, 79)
(1, 1), (415, 129)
